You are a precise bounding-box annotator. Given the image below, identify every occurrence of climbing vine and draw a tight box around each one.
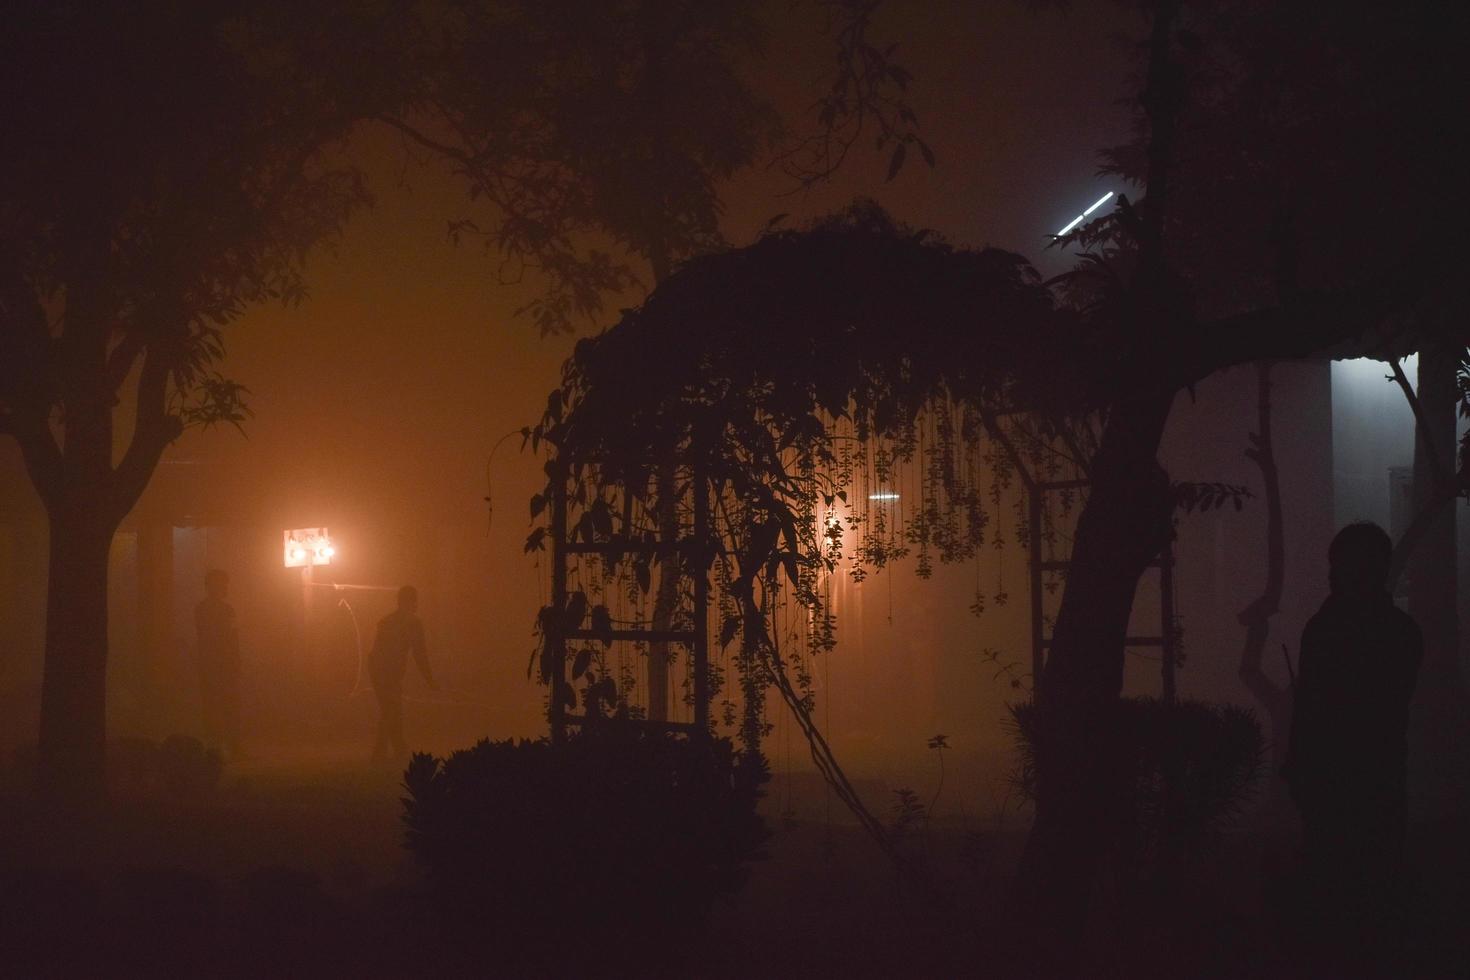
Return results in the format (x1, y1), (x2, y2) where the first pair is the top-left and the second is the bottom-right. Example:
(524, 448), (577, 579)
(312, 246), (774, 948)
(521, 204), (1251, 848)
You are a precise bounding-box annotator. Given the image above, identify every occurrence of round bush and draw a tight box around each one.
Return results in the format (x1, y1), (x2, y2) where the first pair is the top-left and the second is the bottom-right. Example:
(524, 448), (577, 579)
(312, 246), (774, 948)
(402, 727), (769, 933)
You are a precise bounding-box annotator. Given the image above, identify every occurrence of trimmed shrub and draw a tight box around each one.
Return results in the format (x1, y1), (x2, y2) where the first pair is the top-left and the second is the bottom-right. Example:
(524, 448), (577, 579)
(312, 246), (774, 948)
(402, 726), (769, 933)
(1009, 697), (1264, 862)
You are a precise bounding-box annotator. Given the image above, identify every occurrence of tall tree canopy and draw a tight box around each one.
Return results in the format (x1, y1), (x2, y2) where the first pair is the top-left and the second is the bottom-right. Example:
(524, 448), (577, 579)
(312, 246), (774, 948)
(385, 0), (923, 329)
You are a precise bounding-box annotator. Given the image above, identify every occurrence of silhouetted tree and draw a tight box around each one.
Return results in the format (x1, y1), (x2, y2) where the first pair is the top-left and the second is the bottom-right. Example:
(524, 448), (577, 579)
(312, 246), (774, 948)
(1236, 362), (1290, 783)
(1019, 0), (1467, 948)
(386, 0), (924, 724)
(528, 1), (1466, 954)
(0, 0), (921, 802)
(383, 0), (925, 331)
(0, 1), (403, 800)
(1391, 340), (1470, 813)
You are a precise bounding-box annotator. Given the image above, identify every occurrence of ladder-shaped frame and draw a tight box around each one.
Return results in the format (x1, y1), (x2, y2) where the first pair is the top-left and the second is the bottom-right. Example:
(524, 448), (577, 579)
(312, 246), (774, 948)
(544, 458), (711, 742)
(983, 417), (1179, 704)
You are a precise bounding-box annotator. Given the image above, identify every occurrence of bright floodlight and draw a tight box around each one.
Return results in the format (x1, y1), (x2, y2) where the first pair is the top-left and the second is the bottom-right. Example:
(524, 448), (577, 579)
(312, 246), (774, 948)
(868, 491), (900, 501)
(284, 527), (333, 568)
(1056, 191), (1114, 236)
(1057, 214), (1086, 236)
(1082, 191), (1114, 216)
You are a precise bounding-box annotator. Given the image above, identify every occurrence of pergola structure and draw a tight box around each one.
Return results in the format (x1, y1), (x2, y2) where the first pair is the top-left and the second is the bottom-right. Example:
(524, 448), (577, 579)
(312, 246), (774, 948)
(539, 426), (1182, 749)
(543, 454), (713, 743)
(980, 414), (1179, 704)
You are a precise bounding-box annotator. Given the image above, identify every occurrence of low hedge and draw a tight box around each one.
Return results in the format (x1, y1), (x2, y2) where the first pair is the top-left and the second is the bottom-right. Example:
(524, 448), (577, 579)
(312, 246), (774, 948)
(402, 726), (769, 933)
(1009, 697), (1264, 862)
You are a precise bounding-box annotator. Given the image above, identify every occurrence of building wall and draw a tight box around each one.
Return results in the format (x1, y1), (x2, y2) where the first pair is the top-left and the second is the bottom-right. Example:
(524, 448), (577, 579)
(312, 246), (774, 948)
(1159, 360), (1335, 747)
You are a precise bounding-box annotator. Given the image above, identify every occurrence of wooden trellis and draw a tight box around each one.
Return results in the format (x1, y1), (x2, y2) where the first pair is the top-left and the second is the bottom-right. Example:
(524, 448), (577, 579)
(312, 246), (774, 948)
(543, 410), (1181, 747)
(544, 458), (711, 742)
(981, 414), (1179, 704)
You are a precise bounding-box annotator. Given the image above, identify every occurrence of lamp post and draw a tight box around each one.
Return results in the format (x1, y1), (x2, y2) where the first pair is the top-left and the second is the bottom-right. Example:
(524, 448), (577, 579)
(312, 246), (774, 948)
(284, 528), (334, 673)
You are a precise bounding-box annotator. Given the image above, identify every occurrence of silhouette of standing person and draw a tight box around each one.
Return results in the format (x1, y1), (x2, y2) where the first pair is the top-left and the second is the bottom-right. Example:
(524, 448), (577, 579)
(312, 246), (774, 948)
(1284, 521), (1422, 960)
(195, 569), (242, 759)
(370, 585), (436, 763)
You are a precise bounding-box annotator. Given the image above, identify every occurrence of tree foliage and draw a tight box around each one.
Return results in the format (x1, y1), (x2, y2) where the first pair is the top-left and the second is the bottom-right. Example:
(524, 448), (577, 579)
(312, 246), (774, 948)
(528, 186), (1446, 745)
(1007, 697), (1265, 864)
(386, 0), (927, 332)
(0, 1), (387, 517)
(519, 0), (1466, 933)
(0, 0), (423, 801)
(402, 729), (769, 934)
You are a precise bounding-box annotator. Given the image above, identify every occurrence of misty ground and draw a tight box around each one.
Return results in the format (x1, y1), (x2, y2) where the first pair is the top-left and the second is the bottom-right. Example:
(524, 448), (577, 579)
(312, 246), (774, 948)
(1, 749), (1465, 978)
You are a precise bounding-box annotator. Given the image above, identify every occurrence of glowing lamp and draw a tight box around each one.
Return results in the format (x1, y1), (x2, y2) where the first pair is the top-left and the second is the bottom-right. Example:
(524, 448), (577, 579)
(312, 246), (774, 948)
(868, 492), (900, 501)
(284, 527), (333, 568)
(1056, 191), (1114, 237)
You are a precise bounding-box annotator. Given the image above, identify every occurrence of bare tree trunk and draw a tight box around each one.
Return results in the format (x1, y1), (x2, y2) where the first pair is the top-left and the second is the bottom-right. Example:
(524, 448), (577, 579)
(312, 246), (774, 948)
(37, 503), (116, 803)
(1013, 2), (1185, 954)
(1017, 391), (1175, 949)
(18, 310), (174, 803)
(640, 2), (676, 725)
(1405, 338), (1468, 813)
(1238, 362), (1291, 783)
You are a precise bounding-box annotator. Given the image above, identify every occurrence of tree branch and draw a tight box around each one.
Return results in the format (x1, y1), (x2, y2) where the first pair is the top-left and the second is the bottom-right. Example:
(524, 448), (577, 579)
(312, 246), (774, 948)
(1, 272), (64, 507)
(110, 343), (183, 519)
(1187, 272), (1429, 385)
(1238, 361), (1285, 705)
(9, 404), (63, 512)
(377, 113), (480, 170)
(1389, 356), (1453, 491)
(106, 331), (147, 392)
(1388, 484), (1460, 592)
(1137, 0), (1182, 274)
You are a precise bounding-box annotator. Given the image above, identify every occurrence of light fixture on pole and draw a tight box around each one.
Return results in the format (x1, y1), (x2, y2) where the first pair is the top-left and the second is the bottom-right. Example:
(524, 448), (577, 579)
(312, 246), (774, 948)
(285, 528), (333, 656)
(284, 528), (334, 567)
(1056, 191), (1115, 237)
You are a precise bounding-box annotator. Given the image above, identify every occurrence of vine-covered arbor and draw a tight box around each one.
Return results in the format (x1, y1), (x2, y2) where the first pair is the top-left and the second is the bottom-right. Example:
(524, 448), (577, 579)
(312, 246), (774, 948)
(528, 206), (1189, 788)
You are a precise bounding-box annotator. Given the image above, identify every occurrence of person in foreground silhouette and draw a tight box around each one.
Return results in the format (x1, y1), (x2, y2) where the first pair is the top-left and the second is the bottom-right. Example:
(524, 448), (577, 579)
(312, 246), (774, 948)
(370, 585), (437, 763)
(195, 569), (243, 759)
(1283, 522), (1422, 964)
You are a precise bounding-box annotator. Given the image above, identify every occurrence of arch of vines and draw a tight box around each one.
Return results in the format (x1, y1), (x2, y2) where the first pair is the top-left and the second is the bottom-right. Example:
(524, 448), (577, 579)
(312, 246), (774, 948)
(524, 205), (1131, 842)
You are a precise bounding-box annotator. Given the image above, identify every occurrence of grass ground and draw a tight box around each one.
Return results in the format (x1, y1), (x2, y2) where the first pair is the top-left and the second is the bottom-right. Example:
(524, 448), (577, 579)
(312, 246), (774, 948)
(1, 748), (1465, 978)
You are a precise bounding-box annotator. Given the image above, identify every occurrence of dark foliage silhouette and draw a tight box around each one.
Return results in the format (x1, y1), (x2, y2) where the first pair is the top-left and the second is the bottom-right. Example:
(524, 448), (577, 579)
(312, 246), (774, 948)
(0, 1), (385, 800)
(1009, 697), (1263, 868)
(401, 727), (769, 936)
(0, 0), (924, 805)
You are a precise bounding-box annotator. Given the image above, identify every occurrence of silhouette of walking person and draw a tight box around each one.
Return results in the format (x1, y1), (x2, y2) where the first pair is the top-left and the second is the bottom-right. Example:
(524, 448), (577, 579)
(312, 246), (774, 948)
(370, 585), (437, 763)
(1283, 522), (1422, 967)
(195, 569), (243, 759)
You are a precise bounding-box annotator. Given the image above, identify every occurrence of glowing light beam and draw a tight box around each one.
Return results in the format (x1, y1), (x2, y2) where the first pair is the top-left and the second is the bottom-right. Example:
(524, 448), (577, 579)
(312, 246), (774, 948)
(1082, 190), (1114, 216)
(1055, 191), (1115, 237)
